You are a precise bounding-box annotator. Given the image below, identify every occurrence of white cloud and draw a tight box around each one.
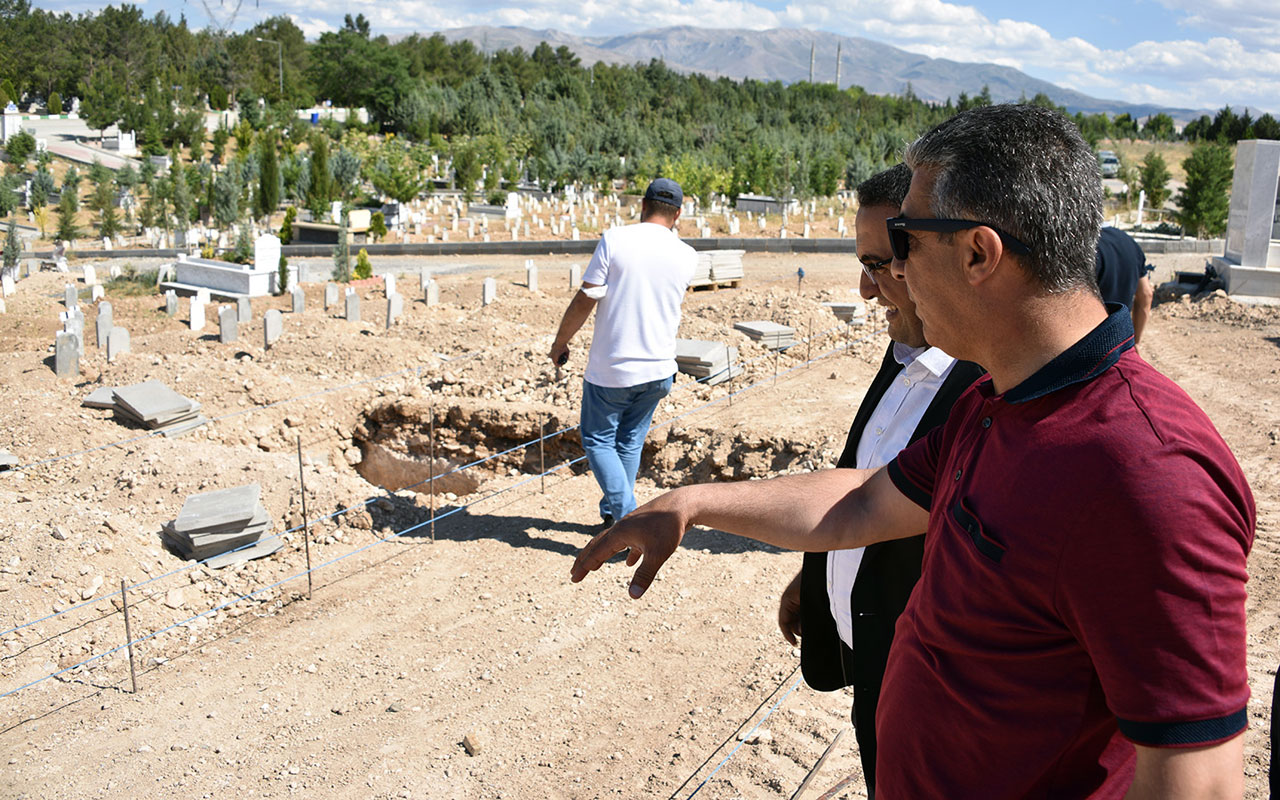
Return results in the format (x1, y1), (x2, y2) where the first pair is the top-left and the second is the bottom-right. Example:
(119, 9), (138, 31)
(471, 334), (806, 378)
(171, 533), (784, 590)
(1156, 0), (1280, 48)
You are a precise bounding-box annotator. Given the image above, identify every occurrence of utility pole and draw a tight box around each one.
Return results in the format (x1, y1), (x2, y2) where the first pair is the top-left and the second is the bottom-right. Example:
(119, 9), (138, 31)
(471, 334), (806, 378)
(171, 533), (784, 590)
(835, 42), (842, 88)
(809, 43), (815, 83)
(255, 37), (283, 97)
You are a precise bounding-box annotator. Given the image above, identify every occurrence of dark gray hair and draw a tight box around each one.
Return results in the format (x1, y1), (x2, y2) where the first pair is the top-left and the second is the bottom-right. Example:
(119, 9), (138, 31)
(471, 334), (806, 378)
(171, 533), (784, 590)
(903, 104), (1101, 294)
(855, 163), (912, 210)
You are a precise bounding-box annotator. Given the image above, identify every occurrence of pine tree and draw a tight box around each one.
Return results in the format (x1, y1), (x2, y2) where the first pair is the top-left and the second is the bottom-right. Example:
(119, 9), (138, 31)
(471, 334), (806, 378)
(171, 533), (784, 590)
(308, 135), (332, 218)
(257, 131), (280, 221)
(1177, 144), (1233, 238)
(1139, 152), (1171, 213)
(2, 217), (20, 278)
(56, 191), (81, 244)
(332, 204), (351, 282)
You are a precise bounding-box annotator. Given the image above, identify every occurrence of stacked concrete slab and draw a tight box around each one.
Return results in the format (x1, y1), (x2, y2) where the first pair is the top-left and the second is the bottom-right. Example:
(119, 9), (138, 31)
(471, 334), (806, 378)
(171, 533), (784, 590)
(96, 380), (207, 437)
(734, 320), (795, 350)
(709, 250), (745, 283)
(822, 301), (867, 323)
(676, 339), (742, 386)
(162, 483), (281, 568)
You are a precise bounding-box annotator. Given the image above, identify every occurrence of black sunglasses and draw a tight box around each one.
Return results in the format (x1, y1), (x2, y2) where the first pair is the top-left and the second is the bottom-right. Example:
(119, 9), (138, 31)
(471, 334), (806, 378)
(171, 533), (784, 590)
(886, 217), (1032, 262)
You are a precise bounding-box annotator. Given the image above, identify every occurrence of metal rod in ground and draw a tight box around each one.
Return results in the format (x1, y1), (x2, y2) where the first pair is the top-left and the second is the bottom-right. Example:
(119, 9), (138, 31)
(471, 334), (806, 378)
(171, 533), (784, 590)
(539, 415), (546, 494)
(807, 316), (812, 366)
(845, 321), (850, 355)
(296, 436), (313, 600)
(789, 727), (846, 800)
(726, 343), (733, 406)
(429, 411), (436, 542)
(774, 346), (779, 385)
(120, 578), (138, 694)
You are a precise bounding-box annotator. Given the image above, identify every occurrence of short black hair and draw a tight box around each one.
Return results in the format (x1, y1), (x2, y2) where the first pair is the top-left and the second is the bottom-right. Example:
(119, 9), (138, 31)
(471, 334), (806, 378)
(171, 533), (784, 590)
(855, 163), (912, 210)
(904, 104), (1102, 294)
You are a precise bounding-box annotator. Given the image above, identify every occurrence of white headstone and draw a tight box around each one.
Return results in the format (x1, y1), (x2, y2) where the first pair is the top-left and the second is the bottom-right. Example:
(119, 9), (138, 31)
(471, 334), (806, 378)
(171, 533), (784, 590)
(1, 274), (13, 297)
(107, 327), (129, 361)
(291, 286), (304, 314)
(91, 284), (104, 301)
(190, 299), (205, 331)
(95, 301), (112, 349)
(83, 264), (96, 286)
(482, 277), (497, 306)
(196, 287), (211, 305)
(345, 289), (360, 323)
(263, 309), (283, 348)
(165, 290), (178, 316)
(526, 263), (538, 293)
(569, 264), (581, 289)
(64, 284), (77, 309)
(236, 296), (252, 323)
(383, 273), (396, 297)
(386, 293), (403, 328)
(219, 305), (237, 343)
(324, 283), (339, 310)
(55, 331), (79, 377)
(102, 237), (112, 252)
(331, 200), (343, 223)
(254, 234), (281, 274)
(1224, 139), (1280, 268)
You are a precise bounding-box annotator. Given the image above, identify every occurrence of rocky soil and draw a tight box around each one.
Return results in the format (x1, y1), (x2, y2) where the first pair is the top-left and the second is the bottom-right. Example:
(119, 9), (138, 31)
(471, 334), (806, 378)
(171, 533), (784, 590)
(0, 249), (1276, 799)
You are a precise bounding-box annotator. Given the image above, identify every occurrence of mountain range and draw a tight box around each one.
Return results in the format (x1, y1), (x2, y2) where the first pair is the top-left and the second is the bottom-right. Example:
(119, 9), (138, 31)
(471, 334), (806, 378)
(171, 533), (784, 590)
(436, 25), (1201, 121)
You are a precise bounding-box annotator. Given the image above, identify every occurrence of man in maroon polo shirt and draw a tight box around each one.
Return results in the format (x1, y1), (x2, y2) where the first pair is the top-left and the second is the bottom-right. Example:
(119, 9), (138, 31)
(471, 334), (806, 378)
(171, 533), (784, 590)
(571, 103), (1255, 798)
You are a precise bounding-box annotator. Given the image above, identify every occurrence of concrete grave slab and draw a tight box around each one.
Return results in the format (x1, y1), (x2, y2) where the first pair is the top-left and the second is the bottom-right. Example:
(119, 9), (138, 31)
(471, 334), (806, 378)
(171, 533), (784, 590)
(112, 380), (196, 423)
(82, 386), (117, 408)
(173, 484), (261, 535)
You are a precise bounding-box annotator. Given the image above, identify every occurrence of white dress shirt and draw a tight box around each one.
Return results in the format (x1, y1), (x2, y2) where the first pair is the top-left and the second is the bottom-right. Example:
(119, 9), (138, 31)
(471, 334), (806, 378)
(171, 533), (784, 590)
(827, 342), (957, 648)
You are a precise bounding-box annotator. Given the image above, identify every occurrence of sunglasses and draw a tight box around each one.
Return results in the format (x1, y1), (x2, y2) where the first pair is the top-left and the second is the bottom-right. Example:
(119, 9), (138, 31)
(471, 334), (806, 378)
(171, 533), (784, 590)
(860, 257), (892, 286)
(885, 217), (1032, 262)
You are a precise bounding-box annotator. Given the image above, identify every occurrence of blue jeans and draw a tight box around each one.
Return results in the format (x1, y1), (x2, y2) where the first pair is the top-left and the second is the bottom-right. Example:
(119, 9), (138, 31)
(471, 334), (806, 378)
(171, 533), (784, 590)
(580, 375), (673, 522)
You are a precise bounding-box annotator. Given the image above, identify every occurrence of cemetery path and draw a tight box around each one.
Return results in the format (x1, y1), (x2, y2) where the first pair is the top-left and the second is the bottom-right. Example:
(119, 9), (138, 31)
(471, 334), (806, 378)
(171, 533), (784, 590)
(0, 252), (1277, 798)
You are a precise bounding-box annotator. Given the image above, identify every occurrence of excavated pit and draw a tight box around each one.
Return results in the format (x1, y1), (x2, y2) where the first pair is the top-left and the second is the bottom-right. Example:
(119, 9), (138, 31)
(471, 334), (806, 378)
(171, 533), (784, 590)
(352, 397), (835, 498)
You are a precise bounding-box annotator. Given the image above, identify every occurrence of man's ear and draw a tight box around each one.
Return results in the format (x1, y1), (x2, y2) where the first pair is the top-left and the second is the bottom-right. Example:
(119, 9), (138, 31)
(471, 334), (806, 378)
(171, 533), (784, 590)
(963, 226), (1005, 287)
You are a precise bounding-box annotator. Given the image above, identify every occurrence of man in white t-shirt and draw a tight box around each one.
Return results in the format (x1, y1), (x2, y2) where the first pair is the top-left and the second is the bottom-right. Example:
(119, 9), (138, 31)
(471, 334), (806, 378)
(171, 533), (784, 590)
(550, 178), (697, 527)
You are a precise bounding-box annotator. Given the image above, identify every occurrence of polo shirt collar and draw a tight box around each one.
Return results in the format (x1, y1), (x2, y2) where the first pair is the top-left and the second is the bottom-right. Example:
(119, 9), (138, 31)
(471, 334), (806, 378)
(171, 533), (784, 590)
(999, 304), (1135, 404)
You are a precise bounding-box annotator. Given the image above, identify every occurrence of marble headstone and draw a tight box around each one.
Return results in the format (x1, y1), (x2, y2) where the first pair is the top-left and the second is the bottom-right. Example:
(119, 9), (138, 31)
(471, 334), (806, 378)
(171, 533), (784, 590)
(324, 283), (339, 311)
(482, 277), (497, 306)
(291, 287), (304, 314)
(345, 289), (360, 323)
(386, 293), (403, 328)
(107, 327), (129, 361)
(219, 306), (237, 343)
(165, 290), (178, 316)
(263, 309), (282, 348)
(64, 284), (77, 310)
(190, 299), (205, 331)
(236, 296), (252, 324)
(424, 279), (439, 307)
(95, 301), (113, 349)
(55, 331), (79, 377)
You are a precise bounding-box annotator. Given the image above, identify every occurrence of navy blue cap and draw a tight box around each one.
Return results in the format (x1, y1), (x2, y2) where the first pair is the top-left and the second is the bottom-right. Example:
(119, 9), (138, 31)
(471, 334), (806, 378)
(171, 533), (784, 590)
(644, 178), (683, 209)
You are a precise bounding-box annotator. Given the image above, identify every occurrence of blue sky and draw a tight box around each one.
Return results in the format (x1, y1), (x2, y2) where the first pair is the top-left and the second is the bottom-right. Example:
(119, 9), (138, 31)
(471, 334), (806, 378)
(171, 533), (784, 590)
(39, 0), (1280, 113)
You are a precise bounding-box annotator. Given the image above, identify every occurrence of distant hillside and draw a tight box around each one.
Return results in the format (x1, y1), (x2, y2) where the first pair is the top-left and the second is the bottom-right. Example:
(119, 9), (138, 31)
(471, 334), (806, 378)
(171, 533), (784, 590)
(438, 25), (1201, 121)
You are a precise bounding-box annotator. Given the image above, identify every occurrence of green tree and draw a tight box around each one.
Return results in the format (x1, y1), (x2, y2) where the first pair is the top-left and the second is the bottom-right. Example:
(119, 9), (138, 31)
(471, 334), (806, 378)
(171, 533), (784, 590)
(1177, 143), (1234, 238)
(330, 147), (361, 201)
(80, 70), (123, 140)
(276, 254), (289, 296)
(257, 131), (280, 220)
(55, 190), (81, 243)
(332, 204), (350, 281)
(170, 162), (191, 229)
(369, 210), (387, 241)
(88, 159), (112, 187)
(307, 134), (333, 217)
(210, 123), (230, 166)
(279, 205), (296, 244)
(451, 140), (482, 200)
(2, 217), (20, 277)
(61, 166), (81, 212)
(46, 90), (61, 114)
(4, 130), (35, 165)
(98, 201), (121, 239)
(213, 170), (240, 230)
(29, 167), (54, 210)
(1141, 113), (1175, 141)
(369, 159), (422, 203)
(1139, 151), (1171, 212)
(0, 174), (19, 218)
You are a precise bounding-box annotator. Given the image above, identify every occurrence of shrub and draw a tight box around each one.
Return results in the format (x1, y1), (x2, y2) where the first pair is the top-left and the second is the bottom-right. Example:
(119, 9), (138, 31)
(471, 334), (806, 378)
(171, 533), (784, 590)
(46, 91), (62, 115)
(277, 253), (289, 295)
(279, 205), (296, 244)
(354, 247), (372, 280)
(369, 210), (387, 242)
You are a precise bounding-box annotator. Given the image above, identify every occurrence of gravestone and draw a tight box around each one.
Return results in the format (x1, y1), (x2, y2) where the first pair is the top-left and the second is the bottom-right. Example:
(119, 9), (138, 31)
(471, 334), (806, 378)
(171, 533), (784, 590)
(384, 274), (396, 297)
(95, 301), (113, 349)
(424, 279), (439, 306)
(1212, 139), (1280, 298)
(291, 286), (304, 314)
(0, 298), (5, 314)
(482, 277), (497, 306)
(55, 331), (79, 377)
(345, 289), (360, 323)
(91, 285), (104, 301)
(190, 299), (205, 331)
(102, 237), (112, 252)
(254, 233), (281, 276)
(419, 267), (430, 293)
(324, 283), (338, 311)
(263, 309), (282, 348)
(569, 264), (581, 289)
(386, 292), (403, 329)
(165, 290), (178, 316)
(107, 327), (129, 361)
(219, 306), (237, 343)
(1, 274), (13, 297)
(526, 261), (538, 293)
(803, 222), (811, 238)
(64, 284), (77, 310)
(83, 264), (96, 286)
(236, 296), (252, 324)
(196, 287), (211, 305)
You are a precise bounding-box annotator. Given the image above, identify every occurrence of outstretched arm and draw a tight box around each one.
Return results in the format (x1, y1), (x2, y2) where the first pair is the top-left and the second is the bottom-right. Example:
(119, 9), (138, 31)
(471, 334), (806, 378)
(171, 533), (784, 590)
(570, 466), (928, 598)
(549, 283), (600, 365)
(1131, 275), (1153, 346)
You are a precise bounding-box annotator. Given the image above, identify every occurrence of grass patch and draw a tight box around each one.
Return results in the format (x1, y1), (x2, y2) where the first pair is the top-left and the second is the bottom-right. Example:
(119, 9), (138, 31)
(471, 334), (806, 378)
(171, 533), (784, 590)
(103, 264), (160, 297)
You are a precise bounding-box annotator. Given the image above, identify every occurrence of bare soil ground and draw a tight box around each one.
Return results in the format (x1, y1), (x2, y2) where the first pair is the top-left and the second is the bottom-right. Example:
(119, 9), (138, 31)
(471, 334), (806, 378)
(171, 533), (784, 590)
(0, 250), (1277, 799)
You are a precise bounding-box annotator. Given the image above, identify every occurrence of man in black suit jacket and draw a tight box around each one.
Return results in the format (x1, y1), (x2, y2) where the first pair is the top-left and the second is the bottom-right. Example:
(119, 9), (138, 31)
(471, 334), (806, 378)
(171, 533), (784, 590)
(777, 165), (983, 796)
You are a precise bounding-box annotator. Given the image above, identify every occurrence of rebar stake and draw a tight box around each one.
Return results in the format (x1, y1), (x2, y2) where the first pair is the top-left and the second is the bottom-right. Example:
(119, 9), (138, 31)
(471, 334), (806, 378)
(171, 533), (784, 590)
(429, 411), (436, 542)
(726, 343), (733, 406)
(806, 317), (812, 366)
(296, 436), (313, 600)
(120, 578), (138, 694)
(539, 415), (546, 494)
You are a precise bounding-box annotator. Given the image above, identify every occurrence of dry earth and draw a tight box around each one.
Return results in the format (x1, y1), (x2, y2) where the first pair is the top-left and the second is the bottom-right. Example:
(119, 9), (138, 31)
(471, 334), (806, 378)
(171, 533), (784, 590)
(0, 249), (1277, 799)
